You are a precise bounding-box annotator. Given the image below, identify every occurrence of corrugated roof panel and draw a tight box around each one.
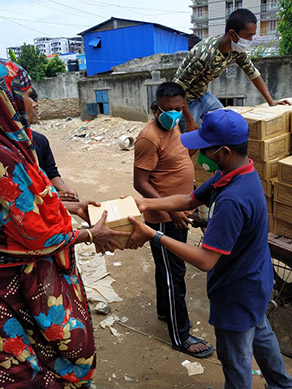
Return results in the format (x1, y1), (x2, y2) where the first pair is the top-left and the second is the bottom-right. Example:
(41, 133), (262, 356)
(89, 38), (101, 47)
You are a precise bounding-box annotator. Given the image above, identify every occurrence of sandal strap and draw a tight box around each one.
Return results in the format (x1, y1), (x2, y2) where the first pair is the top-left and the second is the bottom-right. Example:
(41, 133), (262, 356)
(183, 336), (207, 350)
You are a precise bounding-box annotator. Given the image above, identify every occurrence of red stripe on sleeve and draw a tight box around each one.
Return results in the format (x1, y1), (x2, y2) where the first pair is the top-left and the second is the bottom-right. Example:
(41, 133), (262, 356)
(202, 243), (231, 255)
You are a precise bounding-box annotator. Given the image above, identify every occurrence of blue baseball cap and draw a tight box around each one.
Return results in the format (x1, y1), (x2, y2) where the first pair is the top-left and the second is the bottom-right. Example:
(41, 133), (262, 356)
(180, 109), (249, 150)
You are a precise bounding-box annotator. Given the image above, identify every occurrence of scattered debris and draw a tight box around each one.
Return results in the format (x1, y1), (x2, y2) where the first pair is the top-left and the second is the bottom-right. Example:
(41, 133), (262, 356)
(118, 135), (135, 150)
(33, 116), (146, 151)
(124, 375), (135, 382)
(75, 245), (122, 303)
(94, 301), (111, 315)
(181, 360), (204, 376)
(99, 315), (124, 338)
(252, 369), (262, 377)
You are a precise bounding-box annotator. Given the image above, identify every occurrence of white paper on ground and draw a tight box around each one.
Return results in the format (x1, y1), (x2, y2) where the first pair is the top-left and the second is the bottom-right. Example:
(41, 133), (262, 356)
(75, 245), (122, 303)
(181, 360), (204, 376)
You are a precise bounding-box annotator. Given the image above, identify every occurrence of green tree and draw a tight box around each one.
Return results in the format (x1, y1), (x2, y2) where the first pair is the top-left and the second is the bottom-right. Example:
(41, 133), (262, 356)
(8, 48), (17, 62)
(45, 56), (66, 77)
(18, 44), (47, 80)
(278, 0), (292, 55)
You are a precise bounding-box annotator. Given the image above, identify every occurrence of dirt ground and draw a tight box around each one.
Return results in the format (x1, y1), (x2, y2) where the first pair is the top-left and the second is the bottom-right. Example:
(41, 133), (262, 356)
(33, 116), (292, 389)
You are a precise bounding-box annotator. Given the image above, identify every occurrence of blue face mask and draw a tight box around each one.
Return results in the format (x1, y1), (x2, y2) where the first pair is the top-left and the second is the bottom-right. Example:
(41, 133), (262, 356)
(157, 105), (183, 131)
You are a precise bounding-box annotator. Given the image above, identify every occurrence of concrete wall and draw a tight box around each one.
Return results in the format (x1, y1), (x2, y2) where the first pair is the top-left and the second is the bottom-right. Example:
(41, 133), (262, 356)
(209, 56), (292, 107)
(78, 71), (158, 122)
(33, 72), (83, 100)
(38, 98), (80, 120)
(78, 53), (292, 122)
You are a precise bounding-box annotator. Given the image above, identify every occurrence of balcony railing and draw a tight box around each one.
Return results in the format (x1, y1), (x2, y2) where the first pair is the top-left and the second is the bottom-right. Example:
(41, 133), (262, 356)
(191, 12), (208, 22)
(260, 28), (277, 36)
(190, 0), (208, 7)
(261, 4), (279, 13)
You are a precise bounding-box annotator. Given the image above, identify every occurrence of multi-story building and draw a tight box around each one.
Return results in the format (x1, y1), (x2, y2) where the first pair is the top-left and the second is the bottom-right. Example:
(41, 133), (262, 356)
(68, 37), (83, 54)
(34, 37), (52, 55)
(50, 38), (69, 55)
(190, 0), (280, 46)
(6, 46), (22, 59)
(33, 37), (80, 55)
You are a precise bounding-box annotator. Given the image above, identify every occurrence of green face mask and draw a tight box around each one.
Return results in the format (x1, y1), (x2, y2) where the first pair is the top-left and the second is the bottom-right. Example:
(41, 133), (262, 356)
(197, 150), (221, 172)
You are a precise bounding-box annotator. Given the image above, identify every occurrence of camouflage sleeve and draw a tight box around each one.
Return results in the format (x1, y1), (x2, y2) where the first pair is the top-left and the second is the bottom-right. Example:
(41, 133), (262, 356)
(235, 53), (260, 80)
(173, 44), (206, 90)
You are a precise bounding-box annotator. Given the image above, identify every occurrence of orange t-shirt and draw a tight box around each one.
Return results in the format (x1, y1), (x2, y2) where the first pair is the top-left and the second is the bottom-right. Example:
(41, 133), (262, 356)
(134, 120), (195, 224)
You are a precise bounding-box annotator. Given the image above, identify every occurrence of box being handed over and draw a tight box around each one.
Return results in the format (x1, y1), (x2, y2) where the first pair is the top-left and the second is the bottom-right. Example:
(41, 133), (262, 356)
(88, 196), (142, 248)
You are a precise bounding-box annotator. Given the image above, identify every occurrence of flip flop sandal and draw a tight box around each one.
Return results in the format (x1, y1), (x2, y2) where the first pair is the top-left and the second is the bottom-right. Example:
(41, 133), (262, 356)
(158, 316), (193, 328)
(172, 335), (214, 358)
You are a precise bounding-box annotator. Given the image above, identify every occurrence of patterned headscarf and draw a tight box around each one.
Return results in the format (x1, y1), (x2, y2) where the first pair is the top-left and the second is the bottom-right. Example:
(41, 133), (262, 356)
(0, 59), (78, 263)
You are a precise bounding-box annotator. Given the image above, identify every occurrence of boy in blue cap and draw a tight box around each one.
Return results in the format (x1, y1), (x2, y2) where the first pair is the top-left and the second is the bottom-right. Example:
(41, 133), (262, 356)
(126, 109), (292, 388)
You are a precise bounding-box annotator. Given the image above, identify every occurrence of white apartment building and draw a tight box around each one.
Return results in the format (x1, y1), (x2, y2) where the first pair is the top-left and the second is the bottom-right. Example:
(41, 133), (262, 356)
(34, 37), (51, 55)
(34, 37), (70, 55)
(190, 0), (280, 45)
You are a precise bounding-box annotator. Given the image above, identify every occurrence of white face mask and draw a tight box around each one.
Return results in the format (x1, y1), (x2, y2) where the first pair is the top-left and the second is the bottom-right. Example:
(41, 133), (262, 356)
(231, 32), (253, 53)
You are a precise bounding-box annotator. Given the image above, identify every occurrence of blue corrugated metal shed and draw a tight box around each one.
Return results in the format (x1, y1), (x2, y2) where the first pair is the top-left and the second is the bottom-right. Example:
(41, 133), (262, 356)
(78, 17), (190, 76)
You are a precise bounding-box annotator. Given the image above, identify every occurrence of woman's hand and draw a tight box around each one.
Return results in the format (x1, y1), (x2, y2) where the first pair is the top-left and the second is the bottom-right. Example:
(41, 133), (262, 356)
(91, 210), (130, 254)
(59, 187), (79, 202)
(63, 201), (100, 224)
(125, 216), (156, 250)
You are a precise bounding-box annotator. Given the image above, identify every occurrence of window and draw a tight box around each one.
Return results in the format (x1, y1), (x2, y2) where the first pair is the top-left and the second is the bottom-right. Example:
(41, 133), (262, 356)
(88, 37), (101, 49)
(268, 20), (277, 33)
(235, 1), (242, 9)
(261, 0), (267, 13)
(197, 7), (203, 18)
(270, 0), (278, 9)
(226, 2), (233, 17)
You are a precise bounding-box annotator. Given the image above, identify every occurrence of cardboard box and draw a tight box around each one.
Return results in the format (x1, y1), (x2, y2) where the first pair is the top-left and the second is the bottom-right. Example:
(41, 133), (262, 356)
(254, 156), (288, 180)
(255, 106), (292, 132)
(274, 180), (292, 207)
(278, 155), (292, 185)
(265, 196), (273, 214)
(273, 201), (292, 224)
(242, 109), (286, 140)
(88, 196), (142, 248)
(248, 133), (290, 161)
(224, 106), (254, 114)
(274, 218), (292, 239)
(261, 179), (274, 197)
(268, 213), (274, 233)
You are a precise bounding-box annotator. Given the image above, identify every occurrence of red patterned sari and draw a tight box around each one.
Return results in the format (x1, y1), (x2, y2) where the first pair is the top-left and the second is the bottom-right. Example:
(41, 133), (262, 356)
(0, 60), (96, 388)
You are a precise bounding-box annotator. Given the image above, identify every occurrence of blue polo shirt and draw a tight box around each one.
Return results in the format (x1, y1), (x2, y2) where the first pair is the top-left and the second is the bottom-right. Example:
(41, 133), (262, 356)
(193, 160), (273, 331)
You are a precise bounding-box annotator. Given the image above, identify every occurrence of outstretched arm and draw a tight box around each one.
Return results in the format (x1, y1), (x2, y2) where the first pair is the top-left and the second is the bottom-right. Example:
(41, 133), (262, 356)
(134, 193), (202, 214)
(252, 76), (291, 106)
(126, 217), (220, 272)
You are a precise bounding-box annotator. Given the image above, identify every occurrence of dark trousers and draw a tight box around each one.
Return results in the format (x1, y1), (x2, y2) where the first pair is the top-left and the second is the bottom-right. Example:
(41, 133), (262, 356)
(146, 220), (190, 346)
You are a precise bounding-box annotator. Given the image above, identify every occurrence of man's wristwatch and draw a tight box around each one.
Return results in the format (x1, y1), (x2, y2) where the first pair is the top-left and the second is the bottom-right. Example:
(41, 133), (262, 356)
(151, 231), (164, 247)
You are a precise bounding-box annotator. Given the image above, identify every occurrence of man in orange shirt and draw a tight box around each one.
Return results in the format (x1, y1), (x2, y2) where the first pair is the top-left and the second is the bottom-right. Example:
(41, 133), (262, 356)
(133, 82), (213, 357)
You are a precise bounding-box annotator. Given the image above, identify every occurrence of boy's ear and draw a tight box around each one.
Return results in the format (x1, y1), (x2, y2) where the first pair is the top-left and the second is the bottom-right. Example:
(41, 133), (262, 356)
(151, 102), (158, 113)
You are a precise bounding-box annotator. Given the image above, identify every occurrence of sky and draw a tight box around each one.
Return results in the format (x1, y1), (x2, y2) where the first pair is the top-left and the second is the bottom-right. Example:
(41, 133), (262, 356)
(0, 0), (193, 58)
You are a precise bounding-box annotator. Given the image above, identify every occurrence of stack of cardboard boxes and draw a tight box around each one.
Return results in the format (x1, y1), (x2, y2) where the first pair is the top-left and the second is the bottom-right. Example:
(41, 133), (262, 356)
(274, 156), (292, 238)
(241, 107), (291, 231)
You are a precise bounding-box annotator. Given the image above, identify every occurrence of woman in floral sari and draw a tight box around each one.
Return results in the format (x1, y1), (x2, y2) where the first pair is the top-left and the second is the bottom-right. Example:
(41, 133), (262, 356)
(0, 59), (128, 388)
